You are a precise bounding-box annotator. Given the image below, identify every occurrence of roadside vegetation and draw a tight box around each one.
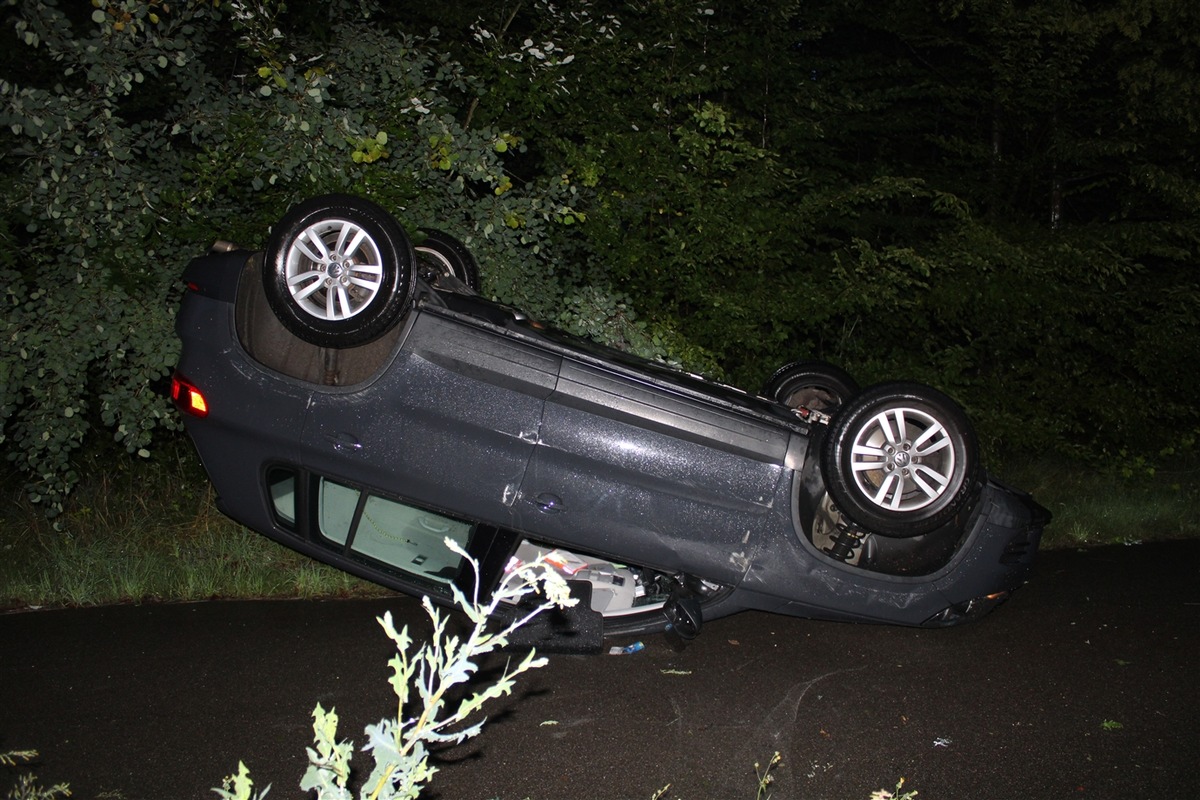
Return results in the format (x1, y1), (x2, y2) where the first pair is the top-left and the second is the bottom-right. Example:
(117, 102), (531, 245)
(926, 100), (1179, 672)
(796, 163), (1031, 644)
(996, 457), (1200, 548)
(0, 443), (391, 607)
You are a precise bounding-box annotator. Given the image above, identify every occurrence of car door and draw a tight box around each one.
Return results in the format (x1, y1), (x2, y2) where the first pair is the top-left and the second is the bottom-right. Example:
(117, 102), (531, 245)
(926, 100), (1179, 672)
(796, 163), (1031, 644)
(300, 307), (559, 526)
(517, 357), (791, 585)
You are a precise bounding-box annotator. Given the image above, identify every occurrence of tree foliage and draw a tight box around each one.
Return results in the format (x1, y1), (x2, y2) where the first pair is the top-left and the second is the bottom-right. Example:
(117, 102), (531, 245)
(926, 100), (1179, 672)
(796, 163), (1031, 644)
(2, 0), (1197, 513)
(448, 0), (1200, 460)
(0, 0), (593, 513)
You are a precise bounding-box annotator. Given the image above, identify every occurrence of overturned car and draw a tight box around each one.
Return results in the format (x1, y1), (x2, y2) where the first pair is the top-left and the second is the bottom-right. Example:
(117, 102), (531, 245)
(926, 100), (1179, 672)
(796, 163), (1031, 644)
(173, 194), (1049, 642)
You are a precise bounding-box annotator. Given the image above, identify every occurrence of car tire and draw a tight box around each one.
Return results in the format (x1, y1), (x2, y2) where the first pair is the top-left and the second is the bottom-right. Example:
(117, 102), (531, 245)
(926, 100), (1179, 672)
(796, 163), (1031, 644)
(822, 382), (979, 537)
(762, 360), (860, 412)
(415, 229), (480, 292)
(263, 194), (417, 348)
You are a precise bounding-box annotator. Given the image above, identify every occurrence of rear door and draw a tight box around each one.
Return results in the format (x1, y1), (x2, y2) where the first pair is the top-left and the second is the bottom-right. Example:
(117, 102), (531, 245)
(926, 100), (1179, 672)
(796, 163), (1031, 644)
(300, 308), (559, 526)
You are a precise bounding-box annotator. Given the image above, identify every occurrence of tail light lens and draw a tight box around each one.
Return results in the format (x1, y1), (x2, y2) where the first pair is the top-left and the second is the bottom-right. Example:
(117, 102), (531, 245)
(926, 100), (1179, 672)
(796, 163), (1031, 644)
(171, 373), (209, 418)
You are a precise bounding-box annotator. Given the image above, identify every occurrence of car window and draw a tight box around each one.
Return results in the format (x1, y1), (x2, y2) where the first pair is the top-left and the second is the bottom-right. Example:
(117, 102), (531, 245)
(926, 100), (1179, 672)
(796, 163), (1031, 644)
(318, 477), (471, 586)
(267, 467), (297, 527)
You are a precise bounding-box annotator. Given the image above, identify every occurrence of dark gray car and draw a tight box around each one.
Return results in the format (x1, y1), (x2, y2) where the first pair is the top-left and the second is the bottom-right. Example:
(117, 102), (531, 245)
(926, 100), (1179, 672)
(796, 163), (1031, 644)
(172, 194), (1048, 641)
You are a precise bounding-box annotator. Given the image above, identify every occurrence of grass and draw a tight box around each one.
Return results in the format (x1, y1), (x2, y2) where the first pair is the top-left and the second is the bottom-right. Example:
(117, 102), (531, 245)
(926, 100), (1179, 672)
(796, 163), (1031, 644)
(0, 444), (389, 609)
(2, 446), (1197, 609)
(992, 456), (1200, 548)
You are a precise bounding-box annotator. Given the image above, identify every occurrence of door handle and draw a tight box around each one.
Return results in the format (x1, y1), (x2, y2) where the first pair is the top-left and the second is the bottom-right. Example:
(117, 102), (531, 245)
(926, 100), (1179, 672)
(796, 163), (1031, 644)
(323, 432), (363, 452)
(529, 491), (565, 514)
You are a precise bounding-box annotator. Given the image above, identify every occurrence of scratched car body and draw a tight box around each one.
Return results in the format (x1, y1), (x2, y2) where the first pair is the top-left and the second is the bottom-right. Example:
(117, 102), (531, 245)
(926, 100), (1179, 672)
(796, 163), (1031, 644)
(173, 194), (1048, 640)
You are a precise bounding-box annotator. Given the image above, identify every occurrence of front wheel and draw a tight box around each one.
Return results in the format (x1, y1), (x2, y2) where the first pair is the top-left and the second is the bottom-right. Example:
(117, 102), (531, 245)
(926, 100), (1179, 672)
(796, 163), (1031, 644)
(762, 360), (860, 412)
(263, 194), (416, 348)
(822, 382), (980, 537)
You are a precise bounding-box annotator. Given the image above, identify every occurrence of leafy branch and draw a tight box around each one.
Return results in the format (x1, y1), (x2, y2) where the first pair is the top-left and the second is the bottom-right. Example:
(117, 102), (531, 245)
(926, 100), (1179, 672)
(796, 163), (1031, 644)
(213, 539), (577, 800)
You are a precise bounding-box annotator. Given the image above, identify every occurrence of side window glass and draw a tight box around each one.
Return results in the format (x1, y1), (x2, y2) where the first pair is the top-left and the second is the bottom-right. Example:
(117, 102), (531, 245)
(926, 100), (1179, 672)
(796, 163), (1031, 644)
(318, 478), (361, 545)
(316, 477), (471, 587)
(352, 495), (471, 585)
(267, 467), (297, 528)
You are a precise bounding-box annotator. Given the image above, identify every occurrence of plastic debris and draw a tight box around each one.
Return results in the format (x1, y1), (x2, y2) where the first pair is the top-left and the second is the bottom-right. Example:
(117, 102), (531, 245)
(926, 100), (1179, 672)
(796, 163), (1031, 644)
(545, 549), (589, 575)
(608, 641), (644, 655)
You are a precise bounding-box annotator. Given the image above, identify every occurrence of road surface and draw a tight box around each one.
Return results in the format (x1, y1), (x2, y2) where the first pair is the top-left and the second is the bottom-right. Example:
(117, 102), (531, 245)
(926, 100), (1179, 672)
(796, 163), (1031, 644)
(2, 542), (1197, 799)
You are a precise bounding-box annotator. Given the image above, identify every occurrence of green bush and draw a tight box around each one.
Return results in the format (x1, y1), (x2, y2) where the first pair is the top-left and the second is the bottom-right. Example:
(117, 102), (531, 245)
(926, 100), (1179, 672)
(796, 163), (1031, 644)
(0, 0), (601, 515)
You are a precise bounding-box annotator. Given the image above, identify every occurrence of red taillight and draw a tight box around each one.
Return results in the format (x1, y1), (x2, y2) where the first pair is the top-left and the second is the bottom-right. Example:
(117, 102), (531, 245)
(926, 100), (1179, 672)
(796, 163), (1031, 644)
(171, 373), (209, 418)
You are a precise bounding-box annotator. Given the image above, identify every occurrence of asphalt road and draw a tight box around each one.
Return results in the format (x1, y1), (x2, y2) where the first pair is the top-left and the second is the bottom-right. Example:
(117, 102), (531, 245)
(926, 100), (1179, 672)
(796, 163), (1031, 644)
(2, 542), (1198, 800)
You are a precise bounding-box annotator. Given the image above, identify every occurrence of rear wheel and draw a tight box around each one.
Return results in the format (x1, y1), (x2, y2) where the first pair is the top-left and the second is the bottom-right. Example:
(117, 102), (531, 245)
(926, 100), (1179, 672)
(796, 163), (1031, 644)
(263, 194), (416, 348)
(763, 360), (859, 412)
(822, 382), (979, 537)
(415, 229), (480, 291)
